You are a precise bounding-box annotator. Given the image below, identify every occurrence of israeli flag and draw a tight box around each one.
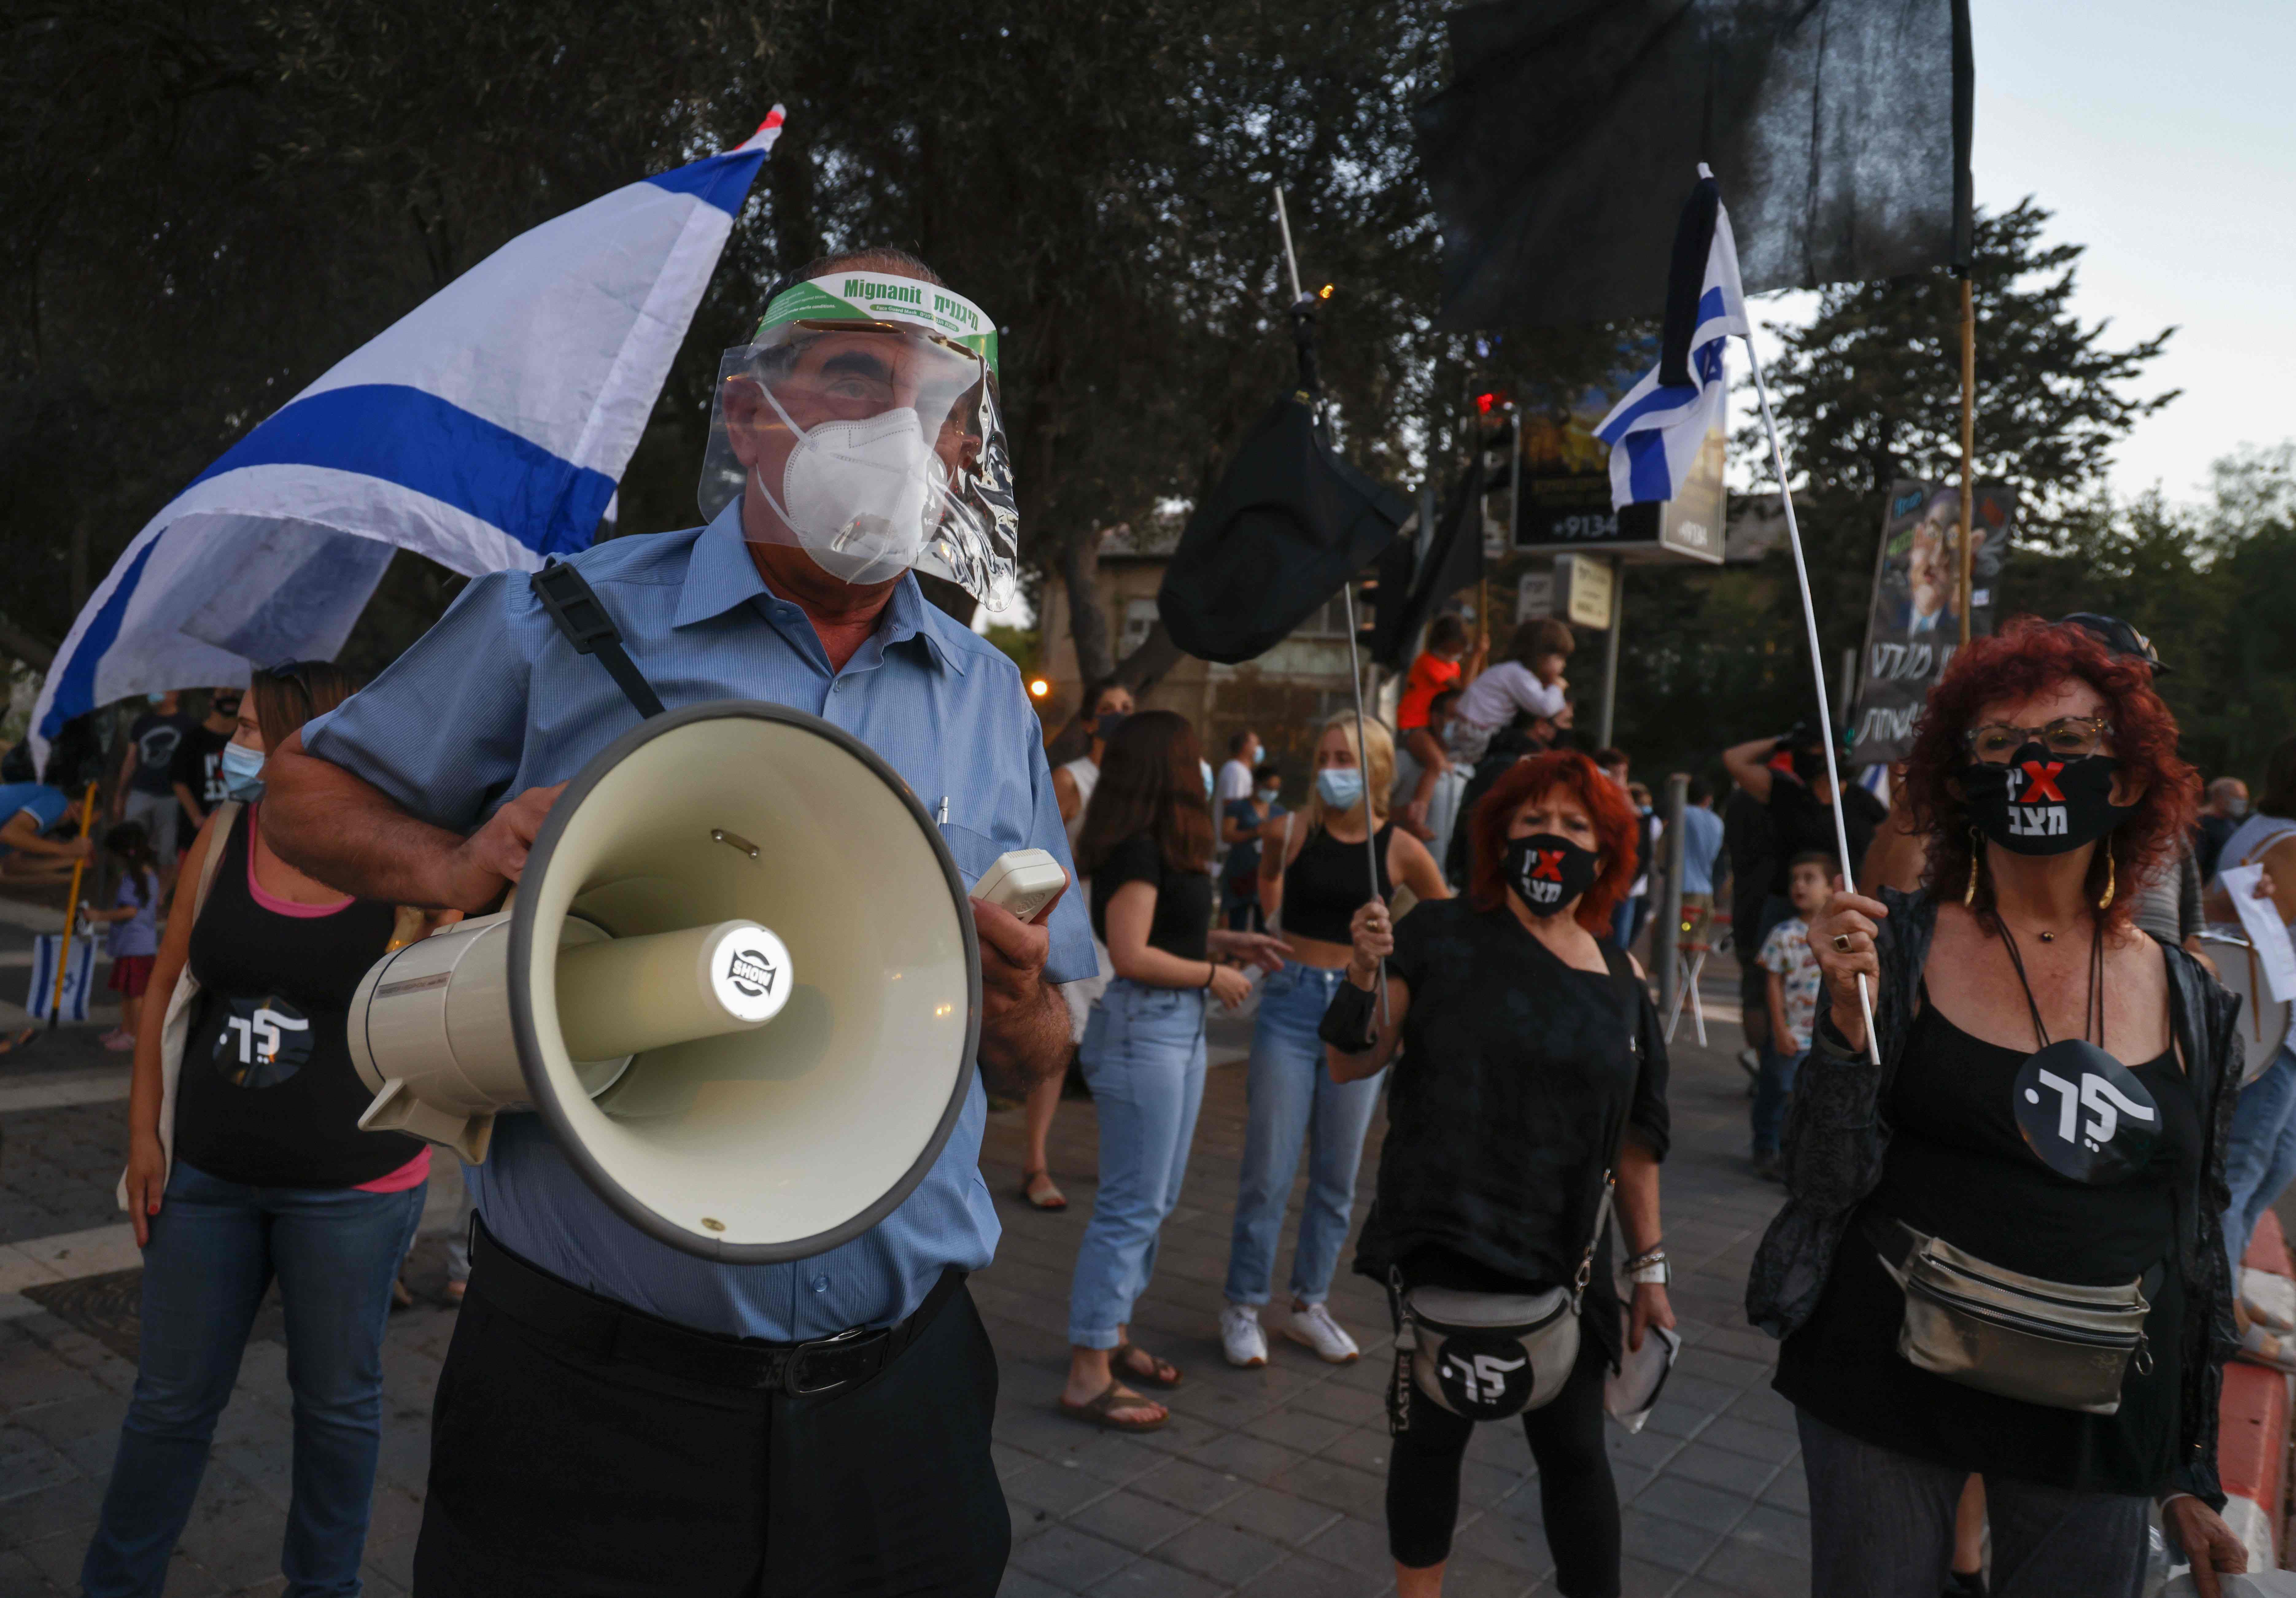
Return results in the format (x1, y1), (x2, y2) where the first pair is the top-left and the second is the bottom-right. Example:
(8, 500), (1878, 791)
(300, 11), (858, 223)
(1595, 165), (1749, 508)
(27, 935), (96, 1024)
(31, 110), (784, 762)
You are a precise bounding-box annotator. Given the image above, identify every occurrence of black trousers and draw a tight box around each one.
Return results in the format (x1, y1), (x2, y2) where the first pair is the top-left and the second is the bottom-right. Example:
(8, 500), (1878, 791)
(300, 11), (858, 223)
(1386, 1331), (1620, 1596)
(411, 1241), (1009, 1597)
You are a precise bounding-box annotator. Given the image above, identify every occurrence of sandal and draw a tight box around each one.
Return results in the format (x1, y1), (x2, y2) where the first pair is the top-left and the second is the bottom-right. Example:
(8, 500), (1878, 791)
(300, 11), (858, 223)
(0, 1026), (38, 1055)
(1113, 1342), (1182, 1389)
(1018, 1169), (1067, 1211)
(1058, 1381), (1168, 1432)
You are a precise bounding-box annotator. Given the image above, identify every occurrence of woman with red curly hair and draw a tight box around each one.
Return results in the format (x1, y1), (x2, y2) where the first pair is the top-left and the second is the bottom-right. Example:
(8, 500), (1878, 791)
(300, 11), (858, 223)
(1747, 617), (2248, 1597)
(1325, 750), (1673, 1598)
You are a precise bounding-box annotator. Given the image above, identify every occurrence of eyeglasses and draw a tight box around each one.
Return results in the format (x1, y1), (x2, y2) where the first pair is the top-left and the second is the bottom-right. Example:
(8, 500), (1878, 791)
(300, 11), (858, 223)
(1964, 716), (2113, 765)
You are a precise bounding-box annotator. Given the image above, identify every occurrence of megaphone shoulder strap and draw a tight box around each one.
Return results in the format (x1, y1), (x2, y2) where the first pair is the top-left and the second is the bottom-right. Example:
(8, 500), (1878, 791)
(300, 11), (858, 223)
(534, 560), (666, 720)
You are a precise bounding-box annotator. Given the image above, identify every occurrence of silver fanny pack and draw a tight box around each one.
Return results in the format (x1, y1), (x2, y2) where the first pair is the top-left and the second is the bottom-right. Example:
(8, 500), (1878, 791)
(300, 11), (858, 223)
(1398, 1282), (1582, 1420)
(1867, 1212), (2154, 1415)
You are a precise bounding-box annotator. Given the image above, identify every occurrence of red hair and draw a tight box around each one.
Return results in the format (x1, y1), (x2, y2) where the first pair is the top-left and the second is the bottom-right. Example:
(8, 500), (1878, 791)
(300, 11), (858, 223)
(1468, 749), (1640, 934)
(1902, 615), (2198, 934)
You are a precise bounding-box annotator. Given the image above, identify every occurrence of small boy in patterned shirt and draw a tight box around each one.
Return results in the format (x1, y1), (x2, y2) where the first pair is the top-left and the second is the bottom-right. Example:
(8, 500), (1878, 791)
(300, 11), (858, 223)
(1752, 850), (1835, 1178)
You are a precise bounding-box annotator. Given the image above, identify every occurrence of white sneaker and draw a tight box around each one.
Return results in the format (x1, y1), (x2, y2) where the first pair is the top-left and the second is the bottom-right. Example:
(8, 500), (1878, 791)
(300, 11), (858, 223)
(1280, 1301), (1360, 1364)
(1220, 1303), (1268, 1368)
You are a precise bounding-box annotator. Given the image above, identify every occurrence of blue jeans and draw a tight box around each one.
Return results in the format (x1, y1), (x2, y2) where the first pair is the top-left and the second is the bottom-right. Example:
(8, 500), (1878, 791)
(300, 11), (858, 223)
(1225, 963), (1386, 1307)
(1068, 979), (1208, 1348)
(2224, 1042), (2296, 1279)
(83, 1163), (426, 1598)
(1752, 1044), (1806, 1158)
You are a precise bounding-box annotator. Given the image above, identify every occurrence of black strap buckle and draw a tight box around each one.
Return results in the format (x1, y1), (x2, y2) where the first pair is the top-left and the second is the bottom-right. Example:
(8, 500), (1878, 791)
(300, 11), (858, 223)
(785, 1324), (889, 1397)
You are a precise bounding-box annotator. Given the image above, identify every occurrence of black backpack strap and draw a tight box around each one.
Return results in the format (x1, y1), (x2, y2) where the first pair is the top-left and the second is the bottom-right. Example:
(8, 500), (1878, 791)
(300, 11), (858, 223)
(532, 559), (665, 720)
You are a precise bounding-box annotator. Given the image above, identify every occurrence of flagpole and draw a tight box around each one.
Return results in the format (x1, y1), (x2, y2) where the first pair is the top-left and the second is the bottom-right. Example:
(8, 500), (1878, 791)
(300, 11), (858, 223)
(47, 782), (98, 1035)
(1956, 276), (1976, 647)
(1742, 332), (1881, 1066)
(1275, 181), (1387, 1025)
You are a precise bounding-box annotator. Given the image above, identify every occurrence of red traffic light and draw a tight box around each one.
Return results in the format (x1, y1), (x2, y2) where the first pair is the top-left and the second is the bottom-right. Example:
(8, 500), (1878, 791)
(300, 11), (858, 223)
(1475, 392), (1497, 415)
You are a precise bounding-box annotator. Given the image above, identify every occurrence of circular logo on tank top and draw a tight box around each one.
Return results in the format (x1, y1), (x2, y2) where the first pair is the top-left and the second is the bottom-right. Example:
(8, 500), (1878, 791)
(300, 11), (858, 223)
(2012, 1038), (2159, 1183)
(211, 993), (315, 1089)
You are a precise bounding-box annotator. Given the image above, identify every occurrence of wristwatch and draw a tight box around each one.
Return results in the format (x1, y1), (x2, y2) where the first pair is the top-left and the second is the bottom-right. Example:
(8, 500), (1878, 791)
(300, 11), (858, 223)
(1625, 1247), (1671, 1286)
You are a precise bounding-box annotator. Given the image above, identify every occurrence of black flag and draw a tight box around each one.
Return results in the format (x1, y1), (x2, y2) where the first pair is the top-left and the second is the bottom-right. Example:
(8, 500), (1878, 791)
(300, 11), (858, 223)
(1415, 0), (1974, 330)
(1372, 455), (1486, 671)
(1157, 395), (1412, 666)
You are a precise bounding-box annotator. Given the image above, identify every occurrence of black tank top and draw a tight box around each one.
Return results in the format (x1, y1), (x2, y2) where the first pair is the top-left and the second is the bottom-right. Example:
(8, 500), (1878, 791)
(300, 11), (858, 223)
(173, 805), (420, 1188)
(1775, 995), (2199, 1493)
(1282, 821), (1395, 944)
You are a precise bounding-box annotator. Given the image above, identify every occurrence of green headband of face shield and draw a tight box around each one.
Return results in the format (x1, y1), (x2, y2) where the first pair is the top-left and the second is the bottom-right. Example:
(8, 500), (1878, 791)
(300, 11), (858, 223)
(754, 274), (998, 378)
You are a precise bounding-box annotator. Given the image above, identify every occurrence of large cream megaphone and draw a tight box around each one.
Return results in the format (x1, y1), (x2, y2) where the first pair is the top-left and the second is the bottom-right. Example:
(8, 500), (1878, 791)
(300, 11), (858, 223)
(346, 701), (980, 1261)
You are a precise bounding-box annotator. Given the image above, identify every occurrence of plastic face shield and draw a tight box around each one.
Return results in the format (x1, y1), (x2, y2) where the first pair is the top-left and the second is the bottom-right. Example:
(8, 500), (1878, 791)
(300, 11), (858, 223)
(699, 274), (1018, 609)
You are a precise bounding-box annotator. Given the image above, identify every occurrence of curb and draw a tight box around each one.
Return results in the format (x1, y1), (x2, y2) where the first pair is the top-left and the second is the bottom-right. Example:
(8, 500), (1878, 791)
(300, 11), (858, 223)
(2224, 1211), (2295, 1572)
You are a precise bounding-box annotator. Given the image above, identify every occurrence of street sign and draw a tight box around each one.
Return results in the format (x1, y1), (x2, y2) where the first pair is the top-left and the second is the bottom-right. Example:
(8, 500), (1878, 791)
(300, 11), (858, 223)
(1516, 570), (1555, 621)
(1557, 554), (1615, 629)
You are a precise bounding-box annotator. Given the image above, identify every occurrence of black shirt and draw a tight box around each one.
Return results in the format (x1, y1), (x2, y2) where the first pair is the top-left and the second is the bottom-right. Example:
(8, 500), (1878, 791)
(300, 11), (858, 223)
(2196, 814), (2240, 882)
(170, 723), (233, 813)
(1089, 833), (1213, 962)
(1774, 998), (2198, 1493)
(125, 712), (194, 797)
(173, 805), (421, 1187)
(1766, 778), (1886, 894)
(1354, 898), (1670, 1363)
(1284, 822), (1395, 944)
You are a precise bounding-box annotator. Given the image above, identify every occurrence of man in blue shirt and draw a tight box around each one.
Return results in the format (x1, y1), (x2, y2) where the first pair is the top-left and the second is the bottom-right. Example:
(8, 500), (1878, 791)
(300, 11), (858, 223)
(265, 249), (1091, 1598)
(1675, 774), (1727, 944)
(0, 780), (91, 879)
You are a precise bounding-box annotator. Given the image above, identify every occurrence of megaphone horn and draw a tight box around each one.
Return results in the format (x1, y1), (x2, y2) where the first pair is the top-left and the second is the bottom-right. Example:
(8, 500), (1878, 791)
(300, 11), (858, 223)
(347, 701), (981, 1261)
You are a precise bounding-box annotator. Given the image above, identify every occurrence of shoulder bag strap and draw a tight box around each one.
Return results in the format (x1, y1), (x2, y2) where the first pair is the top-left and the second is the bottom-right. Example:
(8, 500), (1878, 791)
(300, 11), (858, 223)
(1571, 940), (1647, 1310)
(192, 800), (240, 926)
(532, 559), (665, 720)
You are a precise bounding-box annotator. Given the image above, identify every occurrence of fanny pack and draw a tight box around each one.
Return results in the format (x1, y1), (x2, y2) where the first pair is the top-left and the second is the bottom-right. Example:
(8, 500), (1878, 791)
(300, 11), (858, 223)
(1865, 1211), (2156, 1415)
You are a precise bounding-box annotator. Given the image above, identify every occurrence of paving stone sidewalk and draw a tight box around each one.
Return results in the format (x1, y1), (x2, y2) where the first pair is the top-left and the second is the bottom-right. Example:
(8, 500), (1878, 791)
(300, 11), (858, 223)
(0, 998), (1805, 1597)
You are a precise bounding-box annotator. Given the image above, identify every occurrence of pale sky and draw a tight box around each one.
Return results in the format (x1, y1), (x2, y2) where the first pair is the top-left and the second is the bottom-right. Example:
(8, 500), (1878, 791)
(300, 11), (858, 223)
(1752, 0), (2296, 506)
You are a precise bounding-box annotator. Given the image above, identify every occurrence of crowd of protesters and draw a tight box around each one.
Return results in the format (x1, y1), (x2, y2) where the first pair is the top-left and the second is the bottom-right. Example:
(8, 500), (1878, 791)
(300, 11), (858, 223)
(0, 595), (2286, 1598)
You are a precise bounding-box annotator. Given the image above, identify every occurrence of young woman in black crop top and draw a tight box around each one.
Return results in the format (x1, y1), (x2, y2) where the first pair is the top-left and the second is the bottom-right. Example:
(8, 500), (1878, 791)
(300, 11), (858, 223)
(1057, 713), (1285, 1432)
(1220, 712), (1447, 1369)
(85, 665), (446, 1596)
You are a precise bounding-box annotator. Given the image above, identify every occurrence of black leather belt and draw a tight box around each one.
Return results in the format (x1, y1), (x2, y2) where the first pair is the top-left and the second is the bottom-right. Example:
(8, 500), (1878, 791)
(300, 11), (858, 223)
(467, 1216), (962, 1398)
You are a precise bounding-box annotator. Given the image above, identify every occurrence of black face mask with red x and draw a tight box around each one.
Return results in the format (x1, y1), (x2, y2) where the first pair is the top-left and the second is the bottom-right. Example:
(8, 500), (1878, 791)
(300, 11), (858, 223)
(1960, 746), (2137, 857)
(1502, 834), (1601, 917)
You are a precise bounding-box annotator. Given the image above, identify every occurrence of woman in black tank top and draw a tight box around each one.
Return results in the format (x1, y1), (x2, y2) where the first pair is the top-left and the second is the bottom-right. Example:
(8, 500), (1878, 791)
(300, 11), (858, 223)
(1748, 619), (2248, 1596)
(85, 665), (441, 1597)
(1219, 712), (1447, 1370)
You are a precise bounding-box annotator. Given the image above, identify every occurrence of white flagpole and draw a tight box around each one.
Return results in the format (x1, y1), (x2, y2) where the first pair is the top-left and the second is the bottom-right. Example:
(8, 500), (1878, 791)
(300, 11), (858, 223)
(1275, 181), (1387, 1025)
(1742, 328), (1882, 1066)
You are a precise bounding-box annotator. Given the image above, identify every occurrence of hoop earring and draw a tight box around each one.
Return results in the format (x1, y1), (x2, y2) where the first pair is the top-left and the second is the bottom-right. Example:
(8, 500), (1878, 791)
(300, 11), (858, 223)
(1964, 827), (1982, 906)
(2098, 846), (2116, 911)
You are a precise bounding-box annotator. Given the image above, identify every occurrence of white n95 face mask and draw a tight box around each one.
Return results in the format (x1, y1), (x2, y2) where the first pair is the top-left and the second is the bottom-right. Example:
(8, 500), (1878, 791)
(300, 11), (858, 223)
(750, 387), (950, 587)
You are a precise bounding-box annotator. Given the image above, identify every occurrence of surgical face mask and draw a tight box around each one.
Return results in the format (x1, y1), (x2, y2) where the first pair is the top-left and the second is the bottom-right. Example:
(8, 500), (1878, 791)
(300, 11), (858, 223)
(219, 741), (267, 803)
(1316, 767), (1365, 812)
(748, 388), (950, 587)
(1093, 711), (1128, 743)
(1504, 833), (1600, 917)
(2228, 797), (2251, 819)
(1255, 786), (1279, 805)
(1960, 747), (2135, 856)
